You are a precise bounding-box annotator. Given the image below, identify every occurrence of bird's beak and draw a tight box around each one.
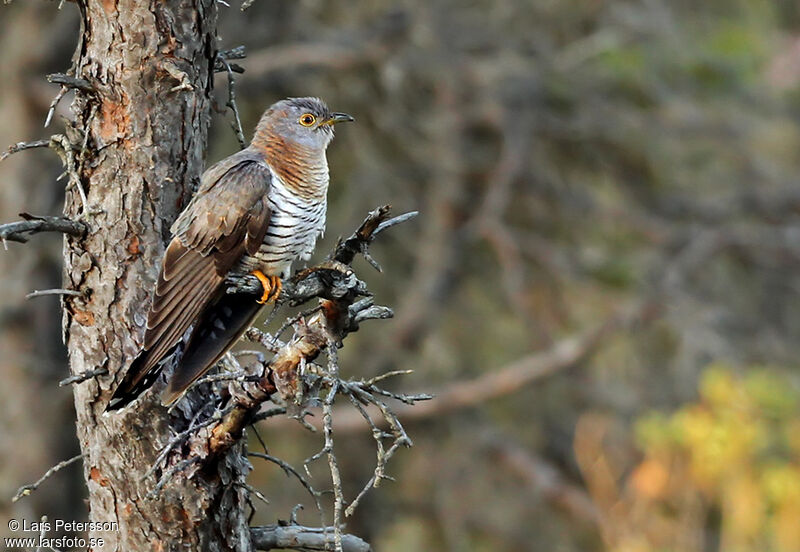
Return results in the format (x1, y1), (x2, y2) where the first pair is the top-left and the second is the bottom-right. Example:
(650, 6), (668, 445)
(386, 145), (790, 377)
(325, 112), (355, 125)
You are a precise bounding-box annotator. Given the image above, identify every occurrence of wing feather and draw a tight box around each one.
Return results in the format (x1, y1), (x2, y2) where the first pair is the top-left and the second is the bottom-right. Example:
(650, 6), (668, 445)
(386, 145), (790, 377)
(106, 153), (272, 411)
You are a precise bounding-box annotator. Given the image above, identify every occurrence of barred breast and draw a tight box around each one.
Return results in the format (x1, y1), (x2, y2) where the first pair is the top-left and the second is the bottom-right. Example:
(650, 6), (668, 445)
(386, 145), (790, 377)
(236, 169), (327, 278)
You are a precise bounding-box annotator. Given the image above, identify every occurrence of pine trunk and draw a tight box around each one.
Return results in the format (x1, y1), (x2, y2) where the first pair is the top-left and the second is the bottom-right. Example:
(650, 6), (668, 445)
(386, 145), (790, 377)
(63, 2), (252, 549)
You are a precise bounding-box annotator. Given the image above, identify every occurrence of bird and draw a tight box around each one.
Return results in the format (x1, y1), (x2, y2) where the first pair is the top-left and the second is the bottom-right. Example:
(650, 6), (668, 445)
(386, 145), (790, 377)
(105, 97), (353, 412)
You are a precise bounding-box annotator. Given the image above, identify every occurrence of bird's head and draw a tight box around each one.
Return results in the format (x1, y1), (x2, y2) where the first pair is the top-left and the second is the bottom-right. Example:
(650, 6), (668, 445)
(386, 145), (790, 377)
(254, 97), (354, 151)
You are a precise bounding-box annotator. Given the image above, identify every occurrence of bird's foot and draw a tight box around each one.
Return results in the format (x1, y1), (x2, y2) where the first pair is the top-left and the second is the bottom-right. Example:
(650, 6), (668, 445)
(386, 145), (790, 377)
(252, 270), (282, 304)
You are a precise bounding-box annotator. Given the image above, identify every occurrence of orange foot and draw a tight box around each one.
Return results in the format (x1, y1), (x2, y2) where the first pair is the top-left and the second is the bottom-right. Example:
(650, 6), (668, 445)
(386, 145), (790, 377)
(252, 270), (282, 304)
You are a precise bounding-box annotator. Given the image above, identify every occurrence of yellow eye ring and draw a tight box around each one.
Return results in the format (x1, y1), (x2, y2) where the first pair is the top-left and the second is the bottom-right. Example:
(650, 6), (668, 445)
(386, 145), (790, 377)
(299, 113), (316, 127)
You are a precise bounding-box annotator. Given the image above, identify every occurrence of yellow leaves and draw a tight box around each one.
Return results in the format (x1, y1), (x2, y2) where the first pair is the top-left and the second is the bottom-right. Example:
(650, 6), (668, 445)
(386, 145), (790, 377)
(763, 464), (800, 505)
(786, 419), (800, 456)
(590, 365), (800, 552)
(630, 458), (669, 500)
(722, 473), (765, 548)
(699, 364), (739, 407)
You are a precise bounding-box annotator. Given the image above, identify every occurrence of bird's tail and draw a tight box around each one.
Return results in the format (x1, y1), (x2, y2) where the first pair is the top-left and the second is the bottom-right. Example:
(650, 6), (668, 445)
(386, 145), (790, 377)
(105, 348), (172, 412)
(160, 294), (264, 406)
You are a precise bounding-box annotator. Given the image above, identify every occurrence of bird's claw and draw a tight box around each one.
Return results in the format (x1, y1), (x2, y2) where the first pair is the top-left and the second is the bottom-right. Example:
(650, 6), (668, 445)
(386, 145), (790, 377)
(252, 270), (282, 304)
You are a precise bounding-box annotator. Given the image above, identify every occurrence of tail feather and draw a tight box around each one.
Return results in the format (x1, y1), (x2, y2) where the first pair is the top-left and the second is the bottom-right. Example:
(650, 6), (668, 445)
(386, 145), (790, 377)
(161, 294), (263, 406)
(104, 347), (173, 412)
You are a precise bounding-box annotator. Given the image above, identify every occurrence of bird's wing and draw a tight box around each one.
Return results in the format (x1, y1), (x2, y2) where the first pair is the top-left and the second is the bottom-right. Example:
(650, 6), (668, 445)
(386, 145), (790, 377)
(106, 155), (271, 411)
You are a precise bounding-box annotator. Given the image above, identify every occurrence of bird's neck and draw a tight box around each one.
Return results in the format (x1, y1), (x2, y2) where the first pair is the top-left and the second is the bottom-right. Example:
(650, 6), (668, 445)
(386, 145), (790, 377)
(250, 130), (329, 202)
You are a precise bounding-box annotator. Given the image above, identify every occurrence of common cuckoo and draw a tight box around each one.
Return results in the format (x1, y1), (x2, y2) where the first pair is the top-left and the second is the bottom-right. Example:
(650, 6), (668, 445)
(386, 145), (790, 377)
(106, 97), (353, 411)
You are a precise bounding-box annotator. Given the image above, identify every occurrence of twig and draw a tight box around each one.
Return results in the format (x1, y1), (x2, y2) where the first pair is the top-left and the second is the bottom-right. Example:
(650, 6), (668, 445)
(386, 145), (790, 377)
(72, 103), (99, 214)
(362, 369), (414, 386)
(324, 384), (343, 551)
(250, 406), (288, 423)
(46, 73), (95, 93)
(45, 87), (68, 128)
(12, 454), (84, 502)
(146, 456), (202, 499)
(217, 56), (246, 149)
(144, 406), (224, 481)
(50, 133), (92, 216)
(0, 213), (86, 249)
(250, 524), (372, 552)
(302, 382), (344, 551)
(340, 381), (413, 517)
(0, 139), (51, 163)
(244, 327), (286, 353)
(373, 211), (419, 237)
(34, 515), (49, 552)
(238, 481), (270, 506)
(273, 305), (324, 343)
(248, 452), (322, 510)
(27, 288), (84, 300)
(59, 367), (108, 387)
(214, 46), (246, 73)
(194, 369), (254, 386)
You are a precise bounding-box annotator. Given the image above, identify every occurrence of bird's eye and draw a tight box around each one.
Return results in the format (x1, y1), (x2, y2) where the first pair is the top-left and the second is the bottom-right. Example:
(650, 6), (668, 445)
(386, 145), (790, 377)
(299, 113), (316, 127)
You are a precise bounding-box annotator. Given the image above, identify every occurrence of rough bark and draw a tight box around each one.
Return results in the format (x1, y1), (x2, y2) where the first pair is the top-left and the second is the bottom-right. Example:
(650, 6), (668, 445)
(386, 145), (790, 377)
(61, 2), (254, 550)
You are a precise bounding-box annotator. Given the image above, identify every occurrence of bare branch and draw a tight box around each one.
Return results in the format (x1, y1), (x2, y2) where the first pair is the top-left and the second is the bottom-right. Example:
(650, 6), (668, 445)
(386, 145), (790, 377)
(482, 434), (600, 525)
(217, 54), (246, 149)
(146, 457), (202, 500)
(243, 38), (389, 78)
(248, 451), (321, 510)
(0, 213), (87, 249)
(288, 300), (660, 434)
(0, 139), (51, 162)
(211, 208), (413, 457)
(214, 46), (246, 73)
(12, 454), (84, 503)
(46, 73), (95, 93)
(59, 367), (108, 387)
(226, 208), (418, 302)
(250, 524), (372, 552)
(144, 406), (228, 482)
(27, 288), (84, 300)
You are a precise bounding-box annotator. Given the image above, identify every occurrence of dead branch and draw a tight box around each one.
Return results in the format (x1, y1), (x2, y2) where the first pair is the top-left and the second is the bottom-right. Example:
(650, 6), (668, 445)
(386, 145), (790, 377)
(217, 53), (246, 149)
(0, 139), (51, 162)
(133, 207), (419, 550)
(248, 451), (321, 509)
(144, 405), (230, 482)
(214, 46), (246, 73)
(482, 434), (600, 525)
(211, 207), (417, 457)
(147, 457), (203, 500)
(46, 73), (95, 93)
(288, 300), (660, 433)
(0, 213), (87, 249)
(12, 454), (84, 503)
(226, 208), (418, 301)
(26, 288), (85, 300)
(59, 367), (108, 387)
(250, 524), (372, 552)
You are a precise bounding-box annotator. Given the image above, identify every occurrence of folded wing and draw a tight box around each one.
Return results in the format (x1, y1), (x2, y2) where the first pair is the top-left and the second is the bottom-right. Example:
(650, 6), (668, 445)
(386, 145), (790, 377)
(106, 154), (271, 411)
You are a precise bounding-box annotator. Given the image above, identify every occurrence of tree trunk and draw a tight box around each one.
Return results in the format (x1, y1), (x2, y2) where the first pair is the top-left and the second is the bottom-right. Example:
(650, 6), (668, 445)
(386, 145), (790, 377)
(63, 2), (252, 549)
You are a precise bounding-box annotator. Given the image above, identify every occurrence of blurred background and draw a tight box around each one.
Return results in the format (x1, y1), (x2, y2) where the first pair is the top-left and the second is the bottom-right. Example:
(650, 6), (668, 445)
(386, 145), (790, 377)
(3, 0), (800, 550)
